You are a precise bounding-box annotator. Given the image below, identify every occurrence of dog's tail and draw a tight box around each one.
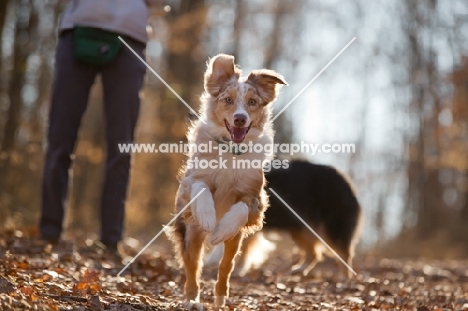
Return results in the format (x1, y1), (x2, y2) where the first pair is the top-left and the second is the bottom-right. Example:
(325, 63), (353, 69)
(166, 217), (186, 266)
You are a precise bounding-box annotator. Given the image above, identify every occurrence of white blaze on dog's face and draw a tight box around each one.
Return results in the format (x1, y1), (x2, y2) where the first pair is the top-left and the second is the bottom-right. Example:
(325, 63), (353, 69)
(204, 54), (288, 143)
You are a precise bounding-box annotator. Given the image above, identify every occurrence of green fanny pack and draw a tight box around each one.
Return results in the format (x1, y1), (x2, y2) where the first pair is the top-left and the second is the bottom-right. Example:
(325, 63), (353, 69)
(73, 26), (123, 66)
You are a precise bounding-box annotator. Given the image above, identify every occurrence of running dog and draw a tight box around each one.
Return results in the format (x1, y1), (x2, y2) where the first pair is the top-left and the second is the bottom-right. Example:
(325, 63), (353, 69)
(206, 160), (362, 279)
(169, 54), (287, 310)
(247, 160), (362, 278)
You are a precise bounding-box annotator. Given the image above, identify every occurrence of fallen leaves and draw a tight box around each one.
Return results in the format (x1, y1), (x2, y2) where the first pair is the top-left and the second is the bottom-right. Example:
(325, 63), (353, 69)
(0, 236), (178, 310)
(1, 234), (468, 310)
(74, 269), (102, 296)
(0, 275), (15, 294)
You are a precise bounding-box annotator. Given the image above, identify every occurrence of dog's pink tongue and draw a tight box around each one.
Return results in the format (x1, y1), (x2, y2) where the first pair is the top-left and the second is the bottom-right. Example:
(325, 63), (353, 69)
(231, 127), (248, 143)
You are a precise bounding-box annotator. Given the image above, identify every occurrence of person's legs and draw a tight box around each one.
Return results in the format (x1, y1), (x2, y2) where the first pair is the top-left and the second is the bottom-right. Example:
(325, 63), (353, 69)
(40, 31), (97, 240)
(100, 38), (146, 247)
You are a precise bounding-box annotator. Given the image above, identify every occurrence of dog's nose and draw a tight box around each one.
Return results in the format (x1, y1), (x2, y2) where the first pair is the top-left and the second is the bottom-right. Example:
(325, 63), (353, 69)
(234, 114), (247, 127)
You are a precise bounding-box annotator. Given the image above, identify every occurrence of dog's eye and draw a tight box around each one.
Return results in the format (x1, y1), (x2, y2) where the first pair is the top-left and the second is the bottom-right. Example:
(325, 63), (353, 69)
(225, 97), (233, 104)
(248, 99), (256, 106)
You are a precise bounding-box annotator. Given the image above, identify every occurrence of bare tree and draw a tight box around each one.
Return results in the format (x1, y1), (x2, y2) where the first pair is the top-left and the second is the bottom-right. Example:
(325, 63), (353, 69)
(2, 0), (37, 153)
(0, 0), (10, 88)
(147, 0), (208, 220)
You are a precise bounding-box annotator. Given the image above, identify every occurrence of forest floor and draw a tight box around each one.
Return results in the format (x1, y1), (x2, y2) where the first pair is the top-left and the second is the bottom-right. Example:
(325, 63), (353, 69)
(1, 230), (468, 311)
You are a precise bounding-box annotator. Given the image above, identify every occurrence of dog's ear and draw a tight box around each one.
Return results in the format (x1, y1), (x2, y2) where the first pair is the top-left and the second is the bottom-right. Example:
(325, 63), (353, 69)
(204, 54), (240, 96)
(247, 69), (288, 104)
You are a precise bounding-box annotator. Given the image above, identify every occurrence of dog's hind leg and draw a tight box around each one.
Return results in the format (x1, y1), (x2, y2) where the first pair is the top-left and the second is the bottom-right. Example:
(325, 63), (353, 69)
(335, 243), (355, 279)
(214, 232), (244, 307)
(181, 224), (206, 310)
(234, 233), (258, 277)
(291, 229), (321, 276)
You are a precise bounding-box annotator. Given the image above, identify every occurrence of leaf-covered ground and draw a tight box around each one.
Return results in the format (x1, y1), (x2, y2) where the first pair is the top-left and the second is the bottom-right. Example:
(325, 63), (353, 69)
(1, 231), (468, 311)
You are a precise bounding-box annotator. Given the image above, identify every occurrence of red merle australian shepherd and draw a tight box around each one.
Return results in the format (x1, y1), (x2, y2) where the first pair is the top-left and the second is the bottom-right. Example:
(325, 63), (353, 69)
(169, 54), (287, 310)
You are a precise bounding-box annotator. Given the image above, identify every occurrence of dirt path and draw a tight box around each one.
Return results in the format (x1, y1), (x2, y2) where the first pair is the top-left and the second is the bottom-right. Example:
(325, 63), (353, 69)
(1, 236), (467, 310)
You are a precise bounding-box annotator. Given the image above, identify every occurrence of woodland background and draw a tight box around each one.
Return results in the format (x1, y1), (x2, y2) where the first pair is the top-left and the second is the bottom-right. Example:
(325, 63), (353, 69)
(0, 0), (468, 257)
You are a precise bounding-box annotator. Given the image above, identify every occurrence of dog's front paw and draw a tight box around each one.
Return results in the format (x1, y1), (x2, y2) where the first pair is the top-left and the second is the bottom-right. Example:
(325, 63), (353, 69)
(209, 225), (238, 245)
(195, 207), (217, 233)
(184, 300), (204, 311)
(191, 182), (217, 232)
(209, 202), (248, 245)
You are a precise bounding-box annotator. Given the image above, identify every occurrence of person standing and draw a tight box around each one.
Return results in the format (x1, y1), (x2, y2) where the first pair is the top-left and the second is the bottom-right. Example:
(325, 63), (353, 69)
(40, 0), (158, 253)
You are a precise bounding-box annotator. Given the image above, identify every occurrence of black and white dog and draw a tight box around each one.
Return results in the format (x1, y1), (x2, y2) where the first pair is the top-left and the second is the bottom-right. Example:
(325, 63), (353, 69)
(206, 160), (362, 278)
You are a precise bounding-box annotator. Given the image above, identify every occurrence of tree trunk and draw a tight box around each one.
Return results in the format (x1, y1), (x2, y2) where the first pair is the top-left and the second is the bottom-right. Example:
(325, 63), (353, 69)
(404, 0), (444, 237)
(149, 0), (208, 219)
(29, 0), (63, 144)
(2, 0), (36, 153)
(264, 0), (292, 144)
(0, 0), (10, 87)
(231, 0), (245, 60)
(0, 0), (36, 192)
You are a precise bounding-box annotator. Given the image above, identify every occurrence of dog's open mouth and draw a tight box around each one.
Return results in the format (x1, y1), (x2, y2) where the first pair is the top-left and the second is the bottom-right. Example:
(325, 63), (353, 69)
(224, 120), (251, 143)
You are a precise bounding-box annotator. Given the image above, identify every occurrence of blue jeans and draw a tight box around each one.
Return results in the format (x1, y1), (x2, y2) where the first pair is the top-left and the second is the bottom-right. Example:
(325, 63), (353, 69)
(40, 31), (146, 246)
